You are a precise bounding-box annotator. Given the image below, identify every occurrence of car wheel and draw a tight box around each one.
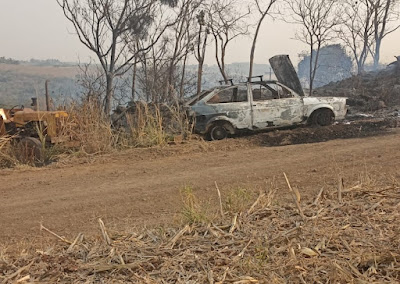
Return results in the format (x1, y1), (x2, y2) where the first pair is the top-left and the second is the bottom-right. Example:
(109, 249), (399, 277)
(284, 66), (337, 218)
(310, 109), (334, 126)
(209, 125), (228, 140)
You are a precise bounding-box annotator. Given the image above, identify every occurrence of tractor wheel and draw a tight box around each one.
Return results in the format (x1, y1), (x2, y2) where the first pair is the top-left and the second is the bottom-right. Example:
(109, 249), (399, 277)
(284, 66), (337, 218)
(16, 137), (43, 165)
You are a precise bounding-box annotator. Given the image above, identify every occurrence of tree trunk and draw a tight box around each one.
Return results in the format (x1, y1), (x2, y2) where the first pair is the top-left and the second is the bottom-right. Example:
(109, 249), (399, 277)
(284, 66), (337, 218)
(104, 73), (114, 115)
(215, 36), (228, 83)
(131, 60), (137, 102)
(196, 27), (208, 97)
(249, 15), (265, 81)
(249, 2), (272, 81)
(197, 60), (204, 97)
(309, 43), (313, 96)
(179, 51), (188, 99)
(356, 60), (364, 75)
(373, 38), (381, 70)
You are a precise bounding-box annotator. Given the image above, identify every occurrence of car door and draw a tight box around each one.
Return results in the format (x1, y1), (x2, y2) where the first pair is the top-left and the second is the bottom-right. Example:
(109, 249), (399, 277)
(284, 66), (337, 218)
(206, 85), (252, 129)
(250, 82), (304, 129)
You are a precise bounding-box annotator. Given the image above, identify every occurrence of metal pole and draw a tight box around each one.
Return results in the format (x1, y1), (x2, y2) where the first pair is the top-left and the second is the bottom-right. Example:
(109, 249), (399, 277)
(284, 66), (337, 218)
(45, 80), (50, 111)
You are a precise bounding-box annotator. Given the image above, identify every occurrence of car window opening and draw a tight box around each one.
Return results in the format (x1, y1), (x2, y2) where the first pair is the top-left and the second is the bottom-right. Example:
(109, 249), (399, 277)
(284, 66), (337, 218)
(251, 83), (294, 101)
(207, 87), (247, 104)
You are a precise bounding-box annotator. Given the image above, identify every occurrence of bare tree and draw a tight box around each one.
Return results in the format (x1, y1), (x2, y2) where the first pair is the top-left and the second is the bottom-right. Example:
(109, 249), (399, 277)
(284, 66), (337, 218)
(133, 0), (199, 103)
(249, 0), (279, 81)
(193, 8), (210, 97)
(368, 0), (400, 70)
(337, 0), (374, 75)
(57, 0), (175, 115)
(209, 0), (250, 83)
(286, 0), (340, 94)
(164, 0), (200, 100)
(138, 37), (171, 102)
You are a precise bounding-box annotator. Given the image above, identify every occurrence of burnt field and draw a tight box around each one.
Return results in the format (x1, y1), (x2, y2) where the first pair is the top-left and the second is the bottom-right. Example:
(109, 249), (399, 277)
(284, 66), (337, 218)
(248, 118), (399, 146)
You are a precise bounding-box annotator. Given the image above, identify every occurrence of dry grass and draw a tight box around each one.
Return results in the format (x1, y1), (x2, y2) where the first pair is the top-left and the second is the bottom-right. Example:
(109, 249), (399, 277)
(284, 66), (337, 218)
(180, 185), (212, 224)
(62, 101), (117, 155)
(61, 101), (191, 155)
(1, 174), (399, 283)
(0, 100), (193, 168)
(0, 135), (17, 168)
(126, 102), (167, 148)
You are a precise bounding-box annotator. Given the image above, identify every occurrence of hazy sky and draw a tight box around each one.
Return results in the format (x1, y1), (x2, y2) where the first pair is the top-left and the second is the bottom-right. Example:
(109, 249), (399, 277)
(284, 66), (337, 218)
(0, 0), (399, 66)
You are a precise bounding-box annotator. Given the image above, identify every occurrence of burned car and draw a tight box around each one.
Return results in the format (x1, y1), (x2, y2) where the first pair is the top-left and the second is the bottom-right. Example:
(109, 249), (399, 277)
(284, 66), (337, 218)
(186, 55), (347, 140)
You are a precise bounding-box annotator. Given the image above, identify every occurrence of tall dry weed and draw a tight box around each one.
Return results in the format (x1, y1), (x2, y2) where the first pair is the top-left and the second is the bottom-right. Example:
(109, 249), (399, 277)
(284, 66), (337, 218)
(180, 186), (211, 224)
(126, 102), (167, 147)
(164, 101), (194, 139)
(63, 101), (117, 154)
(0, 135), (17, 168)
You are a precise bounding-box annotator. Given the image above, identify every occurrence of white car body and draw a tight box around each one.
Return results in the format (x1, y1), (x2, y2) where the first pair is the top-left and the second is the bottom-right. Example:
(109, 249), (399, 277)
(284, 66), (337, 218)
(186, 55), (347, 140)
(187, 81), (347, 139)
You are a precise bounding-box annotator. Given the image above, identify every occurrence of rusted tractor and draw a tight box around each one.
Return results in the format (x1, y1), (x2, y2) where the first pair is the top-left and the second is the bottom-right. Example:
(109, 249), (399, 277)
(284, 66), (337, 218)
(0, 103), (68, 164)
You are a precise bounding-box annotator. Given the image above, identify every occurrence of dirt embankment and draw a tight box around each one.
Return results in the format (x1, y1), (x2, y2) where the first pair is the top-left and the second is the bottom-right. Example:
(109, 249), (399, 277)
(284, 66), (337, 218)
(250, 118), (398, 146)
(315, 66), (400, 114)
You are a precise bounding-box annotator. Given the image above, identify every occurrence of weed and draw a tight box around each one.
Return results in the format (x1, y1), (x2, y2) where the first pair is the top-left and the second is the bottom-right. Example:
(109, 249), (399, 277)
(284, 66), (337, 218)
(62, 101), (116, 154)
(126, 102), (167, 147)
(224, 187), (253, 214)
(0, 135), (17, 168)
(180, 186), (210, 224)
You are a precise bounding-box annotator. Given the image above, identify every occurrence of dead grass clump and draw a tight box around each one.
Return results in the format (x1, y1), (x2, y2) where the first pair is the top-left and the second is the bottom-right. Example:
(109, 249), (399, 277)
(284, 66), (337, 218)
(2, 175), (399, 283)
(126, 102), (167, 148)
(0, 135), (17, 168)
(224, 187), (253, 215)
(180, 185), (211, 224)
(124, 101), (193, 147)
(63, 101), (117, 155)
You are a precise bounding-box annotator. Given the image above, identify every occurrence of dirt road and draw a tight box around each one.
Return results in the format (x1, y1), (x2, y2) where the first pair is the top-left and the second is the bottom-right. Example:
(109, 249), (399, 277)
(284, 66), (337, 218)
(1, 131), (399, 245)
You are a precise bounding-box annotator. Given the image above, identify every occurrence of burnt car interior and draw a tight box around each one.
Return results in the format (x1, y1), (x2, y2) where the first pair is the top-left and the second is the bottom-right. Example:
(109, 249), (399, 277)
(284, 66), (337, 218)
(206, 80), (295, 104)
(252, 81), (294, 100)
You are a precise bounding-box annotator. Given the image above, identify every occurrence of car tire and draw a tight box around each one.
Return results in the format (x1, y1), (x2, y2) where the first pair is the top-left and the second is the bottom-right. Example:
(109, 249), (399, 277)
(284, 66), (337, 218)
(209, 124), (228, 141)
(310, 109), (334, 126)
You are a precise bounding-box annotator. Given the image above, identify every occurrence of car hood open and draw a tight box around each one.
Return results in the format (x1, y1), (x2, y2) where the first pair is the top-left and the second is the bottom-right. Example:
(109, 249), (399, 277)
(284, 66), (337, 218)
(269, 55), (305, 97)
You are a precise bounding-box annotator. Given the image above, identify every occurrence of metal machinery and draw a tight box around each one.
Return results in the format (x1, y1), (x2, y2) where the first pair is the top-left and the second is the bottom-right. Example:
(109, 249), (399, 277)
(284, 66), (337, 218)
(0, 99), (68, 163)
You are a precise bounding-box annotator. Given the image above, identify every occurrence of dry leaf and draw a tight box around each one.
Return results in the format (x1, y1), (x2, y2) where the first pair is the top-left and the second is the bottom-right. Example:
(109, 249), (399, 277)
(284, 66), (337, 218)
(293, 187), (301, 202)
(300, 247), (319, 257)
(314, 238), (326, 252)
(233, 276), (259, 283)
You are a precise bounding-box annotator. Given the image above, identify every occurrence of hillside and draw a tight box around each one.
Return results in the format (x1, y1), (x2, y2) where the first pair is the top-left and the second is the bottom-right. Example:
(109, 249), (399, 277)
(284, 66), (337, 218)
(0, 61), (272, 107)
(315, 64), (400, 113)
(0, 63), (81, 108)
